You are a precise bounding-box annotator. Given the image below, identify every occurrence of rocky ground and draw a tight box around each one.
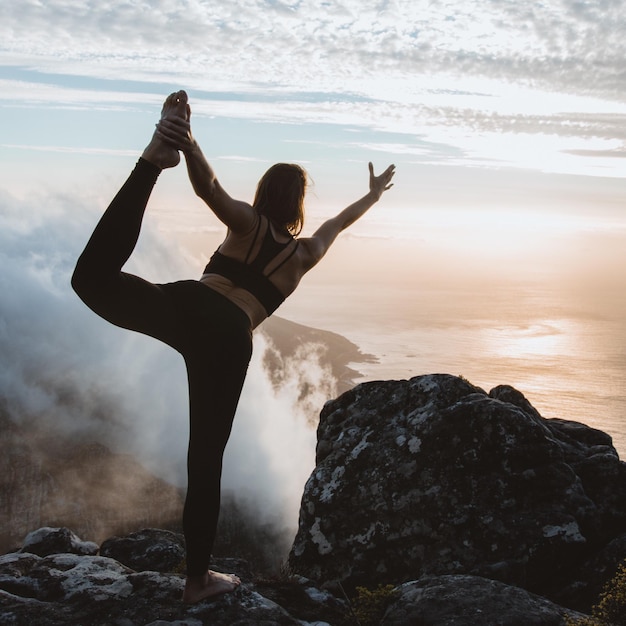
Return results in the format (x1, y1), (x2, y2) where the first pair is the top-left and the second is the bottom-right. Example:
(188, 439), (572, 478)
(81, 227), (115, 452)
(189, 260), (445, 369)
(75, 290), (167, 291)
(3, 374), (626, 625)
(0, 526), (589, 625)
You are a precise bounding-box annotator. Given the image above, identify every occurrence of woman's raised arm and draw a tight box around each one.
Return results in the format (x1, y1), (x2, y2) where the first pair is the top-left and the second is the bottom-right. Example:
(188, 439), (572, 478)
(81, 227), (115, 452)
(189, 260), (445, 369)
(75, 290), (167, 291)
(157, 114), (256, 233)
(299, 162), (395, 269)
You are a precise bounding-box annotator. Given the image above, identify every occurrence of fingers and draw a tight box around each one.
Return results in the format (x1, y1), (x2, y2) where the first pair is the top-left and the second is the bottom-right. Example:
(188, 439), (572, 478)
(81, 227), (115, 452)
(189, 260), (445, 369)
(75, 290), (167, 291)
(156, 121), (183, 139)
(368, 162), (396, 198)
(384, 164), (396, 179)
(155, 119), (192, 149)
(377, 165), (395, 183)
(154, 123), (181, 142)
(369, 162), (396, 179)
(157, 118), (190, 138)
(382, 164), (396, 187)
(160, 116), (190, 131)
(154, 129), (179, 148)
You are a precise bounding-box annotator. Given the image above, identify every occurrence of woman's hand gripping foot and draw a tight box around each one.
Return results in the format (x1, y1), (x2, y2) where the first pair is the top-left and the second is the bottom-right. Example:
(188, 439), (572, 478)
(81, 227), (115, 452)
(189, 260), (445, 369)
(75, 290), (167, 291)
(142, 90), (190, 170)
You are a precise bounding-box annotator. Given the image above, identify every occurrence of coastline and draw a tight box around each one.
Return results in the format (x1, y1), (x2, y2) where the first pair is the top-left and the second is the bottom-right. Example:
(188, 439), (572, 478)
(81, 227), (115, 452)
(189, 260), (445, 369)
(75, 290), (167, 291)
(260, 315), (378, 396)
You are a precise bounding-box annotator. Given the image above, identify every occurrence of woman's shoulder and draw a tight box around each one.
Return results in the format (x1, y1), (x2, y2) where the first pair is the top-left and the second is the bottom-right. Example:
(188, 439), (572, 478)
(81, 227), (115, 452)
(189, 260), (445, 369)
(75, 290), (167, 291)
(228, 211), (262, 238)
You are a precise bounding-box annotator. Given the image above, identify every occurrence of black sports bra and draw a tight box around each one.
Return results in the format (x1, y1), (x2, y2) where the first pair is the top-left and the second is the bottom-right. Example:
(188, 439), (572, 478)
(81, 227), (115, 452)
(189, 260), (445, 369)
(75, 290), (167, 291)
(203, 217), (298, 316)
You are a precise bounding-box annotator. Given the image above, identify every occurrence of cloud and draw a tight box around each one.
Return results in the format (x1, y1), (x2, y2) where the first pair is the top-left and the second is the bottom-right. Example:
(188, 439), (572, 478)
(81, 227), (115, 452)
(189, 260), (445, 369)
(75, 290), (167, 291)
(0, 186), (188, 446)
(565, 147), (626, 159)
(1, 144), (139, 156)
(0, 78), (161, 109)
(2, 0), (626, 178)
(0, 182), (332, 530)
(3, 0), (625, 99)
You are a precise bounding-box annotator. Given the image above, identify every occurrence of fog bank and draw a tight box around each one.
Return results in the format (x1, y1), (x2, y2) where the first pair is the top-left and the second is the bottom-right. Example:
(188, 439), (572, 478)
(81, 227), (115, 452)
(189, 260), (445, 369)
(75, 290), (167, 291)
(0, 185), (340, 541)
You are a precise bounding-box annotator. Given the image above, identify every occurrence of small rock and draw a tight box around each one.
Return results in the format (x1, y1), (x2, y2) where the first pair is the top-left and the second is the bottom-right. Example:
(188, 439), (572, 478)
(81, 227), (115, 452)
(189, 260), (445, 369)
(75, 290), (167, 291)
(100, 528), (184, 573)
(20, 527), (98, 558)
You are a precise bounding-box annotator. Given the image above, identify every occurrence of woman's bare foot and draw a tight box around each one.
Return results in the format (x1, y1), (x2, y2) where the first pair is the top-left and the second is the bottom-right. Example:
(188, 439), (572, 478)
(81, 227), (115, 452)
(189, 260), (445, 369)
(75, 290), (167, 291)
(182, 569), (241, 604)
(142, 90), (190, 169)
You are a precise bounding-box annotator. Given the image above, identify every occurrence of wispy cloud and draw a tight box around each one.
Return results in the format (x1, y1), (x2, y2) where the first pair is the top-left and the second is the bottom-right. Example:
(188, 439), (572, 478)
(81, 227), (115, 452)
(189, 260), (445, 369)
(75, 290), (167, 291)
(4, 0), (624, 97)
(2, 0), (626, 177)
(1, 143), (139, 156)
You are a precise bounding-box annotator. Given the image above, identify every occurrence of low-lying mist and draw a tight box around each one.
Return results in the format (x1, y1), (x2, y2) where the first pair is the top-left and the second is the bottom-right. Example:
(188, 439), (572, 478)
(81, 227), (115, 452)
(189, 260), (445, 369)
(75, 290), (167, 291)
(0, 186), (342, 562)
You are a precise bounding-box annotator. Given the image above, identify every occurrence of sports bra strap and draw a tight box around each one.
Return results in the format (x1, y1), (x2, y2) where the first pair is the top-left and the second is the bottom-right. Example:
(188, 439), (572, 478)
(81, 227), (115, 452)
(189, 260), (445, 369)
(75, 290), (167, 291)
(203, 216), (299, 316)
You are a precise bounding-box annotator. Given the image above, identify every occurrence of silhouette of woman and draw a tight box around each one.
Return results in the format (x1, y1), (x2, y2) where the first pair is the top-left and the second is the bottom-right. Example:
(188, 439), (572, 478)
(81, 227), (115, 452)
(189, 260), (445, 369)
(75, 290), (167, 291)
(71, 90), (395, 604)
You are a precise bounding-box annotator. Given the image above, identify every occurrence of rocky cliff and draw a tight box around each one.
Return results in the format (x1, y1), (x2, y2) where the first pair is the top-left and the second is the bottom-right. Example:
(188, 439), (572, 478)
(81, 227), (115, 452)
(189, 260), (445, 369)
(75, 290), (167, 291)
(289, 374), (626, 613)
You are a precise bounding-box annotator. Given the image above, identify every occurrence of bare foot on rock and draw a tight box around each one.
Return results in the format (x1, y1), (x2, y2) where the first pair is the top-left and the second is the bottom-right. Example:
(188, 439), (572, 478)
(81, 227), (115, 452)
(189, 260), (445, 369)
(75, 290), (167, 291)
(142, 90), (190, 169)
(182, 569), (241, 604)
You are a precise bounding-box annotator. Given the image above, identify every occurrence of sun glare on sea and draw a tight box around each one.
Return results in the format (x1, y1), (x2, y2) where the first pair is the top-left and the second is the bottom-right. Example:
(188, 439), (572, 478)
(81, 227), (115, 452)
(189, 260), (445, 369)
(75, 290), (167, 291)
(480, 320), (575, 360)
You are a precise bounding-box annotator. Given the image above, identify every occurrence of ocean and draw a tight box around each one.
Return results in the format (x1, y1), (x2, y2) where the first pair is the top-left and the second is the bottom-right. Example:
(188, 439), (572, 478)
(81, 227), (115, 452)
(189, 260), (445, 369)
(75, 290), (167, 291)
(278, 217), (626, 459)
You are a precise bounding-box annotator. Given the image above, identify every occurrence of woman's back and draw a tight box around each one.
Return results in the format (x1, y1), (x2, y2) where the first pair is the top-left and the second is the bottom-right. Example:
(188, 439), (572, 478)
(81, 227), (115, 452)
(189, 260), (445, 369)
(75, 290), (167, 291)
(200, 214), (313, 328)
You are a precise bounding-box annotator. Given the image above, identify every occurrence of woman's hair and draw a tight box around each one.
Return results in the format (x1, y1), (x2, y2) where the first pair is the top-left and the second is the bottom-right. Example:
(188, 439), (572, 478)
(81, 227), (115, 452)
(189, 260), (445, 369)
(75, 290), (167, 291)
(252, 163), (307, 236)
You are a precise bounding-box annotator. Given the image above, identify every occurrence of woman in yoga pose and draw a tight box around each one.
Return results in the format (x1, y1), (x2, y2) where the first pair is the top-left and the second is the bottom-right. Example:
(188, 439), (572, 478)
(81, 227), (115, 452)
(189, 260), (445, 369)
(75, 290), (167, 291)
(72, 90), (395, 604)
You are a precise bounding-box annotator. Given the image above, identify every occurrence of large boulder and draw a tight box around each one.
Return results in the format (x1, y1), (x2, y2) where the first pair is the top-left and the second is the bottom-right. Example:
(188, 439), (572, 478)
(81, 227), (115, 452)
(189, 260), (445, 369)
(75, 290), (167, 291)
(289, 374), (626, 601)
(20, 527), (98, 558)
(100, 528), (185, 573)
(381, 575), (587, 626)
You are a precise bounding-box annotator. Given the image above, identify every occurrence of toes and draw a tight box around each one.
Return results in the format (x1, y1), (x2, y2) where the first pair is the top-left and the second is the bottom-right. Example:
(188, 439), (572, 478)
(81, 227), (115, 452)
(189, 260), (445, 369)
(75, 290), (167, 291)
(173, 90), (189, 120)
(161, 92), (177, 115)
(161, 90), (188, 118)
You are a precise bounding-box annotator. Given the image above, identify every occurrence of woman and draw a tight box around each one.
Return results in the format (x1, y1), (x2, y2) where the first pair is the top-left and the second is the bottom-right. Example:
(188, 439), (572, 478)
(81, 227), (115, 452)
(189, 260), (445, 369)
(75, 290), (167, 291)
(72, 90), (395, 604)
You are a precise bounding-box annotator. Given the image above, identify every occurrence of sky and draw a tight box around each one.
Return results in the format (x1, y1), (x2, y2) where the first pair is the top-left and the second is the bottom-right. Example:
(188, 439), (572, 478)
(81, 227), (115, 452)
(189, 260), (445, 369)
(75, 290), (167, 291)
(3, 0), (626, 314)
(1, 0), (626, 531)
(2, 0), (626, 208)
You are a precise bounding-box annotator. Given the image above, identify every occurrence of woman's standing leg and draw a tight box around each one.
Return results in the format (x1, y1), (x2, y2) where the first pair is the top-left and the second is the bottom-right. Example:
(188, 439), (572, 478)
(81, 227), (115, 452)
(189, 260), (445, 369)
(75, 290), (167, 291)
(179, 294), (253, 604)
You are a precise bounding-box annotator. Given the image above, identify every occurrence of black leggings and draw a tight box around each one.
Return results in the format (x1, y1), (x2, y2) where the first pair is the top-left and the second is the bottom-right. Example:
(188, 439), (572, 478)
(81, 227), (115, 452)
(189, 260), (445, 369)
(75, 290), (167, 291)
(71, 158), (253, 576)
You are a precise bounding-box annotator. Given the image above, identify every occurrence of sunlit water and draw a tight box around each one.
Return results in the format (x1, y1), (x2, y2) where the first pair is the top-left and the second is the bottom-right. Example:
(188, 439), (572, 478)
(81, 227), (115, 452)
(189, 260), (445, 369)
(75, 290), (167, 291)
(348, 310), (626, 459)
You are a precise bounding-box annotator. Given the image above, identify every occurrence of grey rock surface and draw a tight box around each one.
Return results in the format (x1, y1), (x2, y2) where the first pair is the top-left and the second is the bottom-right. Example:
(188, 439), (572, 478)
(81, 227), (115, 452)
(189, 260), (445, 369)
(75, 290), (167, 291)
(21, 526), (98, 558)
(100, 528), (185, 574)
(0, 527), (345, 625)
(289, 374), (626, 603)
(3, 374), (622, 624)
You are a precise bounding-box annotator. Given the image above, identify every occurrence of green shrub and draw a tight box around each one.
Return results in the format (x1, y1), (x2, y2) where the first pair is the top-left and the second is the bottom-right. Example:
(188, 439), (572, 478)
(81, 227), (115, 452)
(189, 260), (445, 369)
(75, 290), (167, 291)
(352, 584), (398, 626)
(594, 561), (626, 625)
(565, 560), (626, 626)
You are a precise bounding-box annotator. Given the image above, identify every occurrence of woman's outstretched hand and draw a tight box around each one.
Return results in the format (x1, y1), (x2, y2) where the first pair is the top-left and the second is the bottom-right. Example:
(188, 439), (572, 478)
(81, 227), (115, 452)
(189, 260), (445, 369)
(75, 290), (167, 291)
(369, 162), (396, 200)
